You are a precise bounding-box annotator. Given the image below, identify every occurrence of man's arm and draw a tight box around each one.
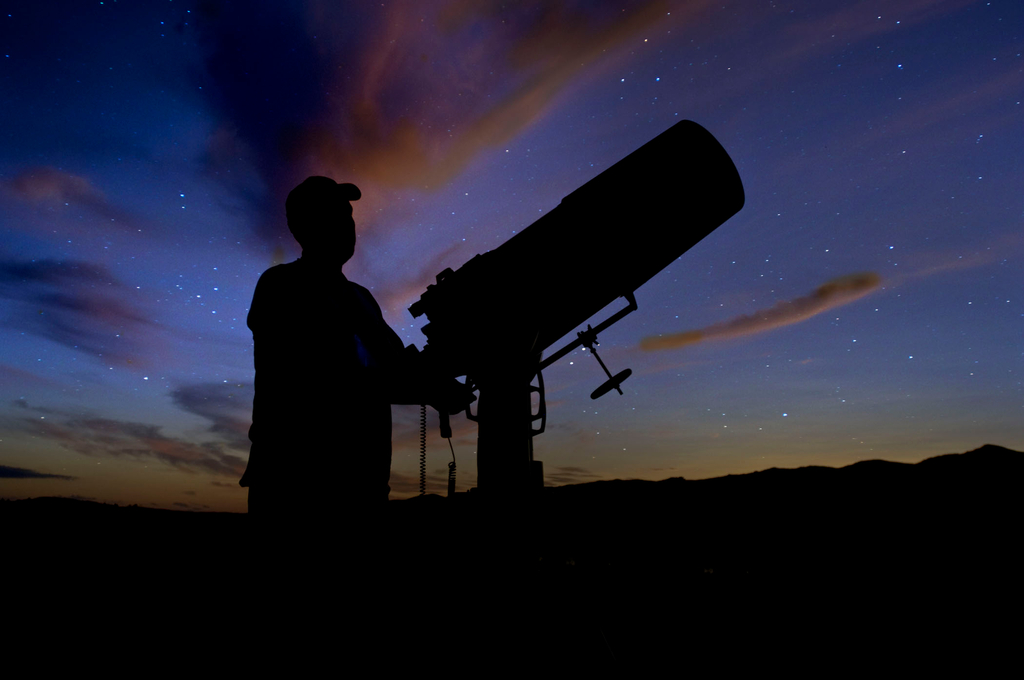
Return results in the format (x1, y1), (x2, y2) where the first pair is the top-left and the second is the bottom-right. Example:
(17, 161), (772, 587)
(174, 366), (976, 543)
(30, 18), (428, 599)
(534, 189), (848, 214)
(351, 283), (472, 411)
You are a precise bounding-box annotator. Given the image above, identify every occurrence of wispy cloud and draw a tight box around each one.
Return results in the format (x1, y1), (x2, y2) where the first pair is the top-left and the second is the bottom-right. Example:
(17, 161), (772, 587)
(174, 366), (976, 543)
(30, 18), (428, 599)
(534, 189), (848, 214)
(545, 465), (601, 486)
(359, 243), (465, 320)
(173, 500), (212, 511)
(0, 465), (76, 481)
(3, 166), (136, 227)
(14, 406), (246, 477)
(170, 381), (254, 452)
(896, 233), (1022, 283)
(193, 1), (676, 243)
(641, 272), (882, 351)
(304, 0), (673, 190)
(0, 259), (156, 364)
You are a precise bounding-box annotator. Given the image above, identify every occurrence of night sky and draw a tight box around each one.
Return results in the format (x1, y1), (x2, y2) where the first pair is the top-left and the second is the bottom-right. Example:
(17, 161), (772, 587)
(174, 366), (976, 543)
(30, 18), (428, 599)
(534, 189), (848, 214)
(1, 0), (1021, 512)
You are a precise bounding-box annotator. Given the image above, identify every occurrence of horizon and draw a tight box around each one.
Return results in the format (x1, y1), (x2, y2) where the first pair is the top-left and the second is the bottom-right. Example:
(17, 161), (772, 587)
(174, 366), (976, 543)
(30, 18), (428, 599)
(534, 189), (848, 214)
(4, 442), (1017, 512)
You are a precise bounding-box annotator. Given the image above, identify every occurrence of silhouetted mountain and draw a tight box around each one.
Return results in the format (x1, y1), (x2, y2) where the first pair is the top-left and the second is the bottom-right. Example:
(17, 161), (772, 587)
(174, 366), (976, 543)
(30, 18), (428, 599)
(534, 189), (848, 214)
(5, 444), (1020, 667)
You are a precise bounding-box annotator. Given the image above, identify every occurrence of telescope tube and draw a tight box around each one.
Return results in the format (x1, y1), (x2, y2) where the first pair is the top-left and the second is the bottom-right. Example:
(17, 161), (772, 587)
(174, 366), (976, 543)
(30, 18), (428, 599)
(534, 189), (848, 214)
(410, 120), (743, 496)
(410, 119), (745, 378)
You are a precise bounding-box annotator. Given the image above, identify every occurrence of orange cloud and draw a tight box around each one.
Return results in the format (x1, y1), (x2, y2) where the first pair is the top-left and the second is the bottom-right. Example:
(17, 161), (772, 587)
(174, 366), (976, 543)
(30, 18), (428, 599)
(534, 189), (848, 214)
(640, 272), (881, 351)
(361, 242), (465, 320)
(17, 410), (247, 478)
(8, 166), (104, 203)
(895, 233), (1022, 284)
(301, 1), (674, 190)
(4, 166), (136, 227)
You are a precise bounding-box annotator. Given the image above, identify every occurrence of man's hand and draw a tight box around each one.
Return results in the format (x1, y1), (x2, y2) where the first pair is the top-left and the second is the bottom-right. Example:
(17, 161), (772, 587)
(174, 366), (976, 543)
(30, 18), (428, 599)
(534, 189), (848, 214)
(386, 346), (475, 411)
(430, 377), (476, 415)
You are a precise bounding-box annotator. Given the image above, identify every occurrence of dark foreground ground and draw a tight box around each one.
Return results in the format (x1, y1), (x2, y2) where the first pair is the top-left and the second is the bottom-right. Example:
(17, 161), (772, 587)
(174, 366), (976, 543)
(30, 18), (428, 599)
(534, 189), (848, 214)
(5, 444), (1022, 670)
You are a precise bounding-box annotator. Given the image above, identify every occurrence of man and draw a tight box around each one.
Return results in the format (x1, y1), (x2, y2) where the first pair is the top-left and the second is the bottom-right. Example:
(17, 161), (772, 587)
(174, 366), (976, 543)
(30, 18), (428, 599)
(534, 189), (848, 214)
(241, 176), (427, 518)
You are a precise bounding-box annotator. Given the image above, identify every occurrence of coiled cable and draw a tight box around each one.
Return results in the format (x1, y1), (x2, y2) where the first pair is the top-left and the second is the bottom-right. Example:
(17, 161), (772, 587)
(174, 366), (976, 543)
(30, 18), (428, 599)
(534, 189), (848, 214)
(420, 404), (457, 497)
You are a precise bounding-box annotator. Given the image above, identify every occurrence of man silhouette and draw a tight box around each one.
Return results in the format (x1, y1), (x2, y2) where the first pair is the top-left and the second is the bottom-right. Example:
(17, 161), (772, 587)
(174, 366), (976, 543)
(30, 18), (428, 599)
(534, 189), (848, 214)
(241, 176), (426, 518)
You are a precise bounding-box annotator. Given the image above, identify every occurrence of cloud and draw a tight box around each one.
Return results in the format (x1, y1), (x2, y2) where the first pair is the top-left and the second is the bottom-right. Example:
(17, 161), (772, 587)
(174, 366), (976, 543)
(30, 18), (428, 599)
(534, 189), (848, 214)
(0, 465), (76, 481)
(164, 382), (481, 492)
(0, 364), (59, 388)
(545, 465), (600, 486)
(366, 243), (465, 320)
(14, 408), (246, 477)
(193, 2), (324, 223)
(170, 382), (254, 452)
(0, 259), (156, 364)
(3, 166), (136, 226)
(896, 233), (1022, 284)
(304, 1), (672, 190)
(192, 1), (674, 242)
(641, 272), (882, 351)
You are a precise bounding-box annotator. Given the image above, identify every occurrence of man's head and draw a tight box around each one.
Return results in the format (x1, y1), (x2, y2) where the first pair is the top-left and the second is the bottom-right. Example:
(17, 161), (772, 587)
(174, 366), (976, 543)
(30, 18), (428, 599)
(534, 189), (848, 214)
(286, 177), (361, 264)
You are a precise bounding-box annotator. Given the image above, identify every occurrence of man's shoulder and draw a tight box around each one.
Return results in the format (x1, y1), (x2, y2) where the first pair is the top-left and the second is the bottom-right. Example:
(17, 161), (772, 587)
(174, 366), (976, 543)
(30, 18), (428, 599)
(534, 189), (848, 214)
(260, 260), (302, 279)
(255, 260), (304, 289)
(347, 279), (374, 298)
(347, 280), (383, 311)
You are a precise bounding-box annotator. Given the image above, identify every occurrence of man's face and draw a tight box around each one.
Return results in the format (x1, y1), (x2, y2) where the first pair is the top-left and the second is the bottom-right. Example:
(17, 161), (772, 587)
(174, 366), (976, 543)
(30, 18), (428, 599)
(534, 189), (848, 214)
(303, 203), (356, 266)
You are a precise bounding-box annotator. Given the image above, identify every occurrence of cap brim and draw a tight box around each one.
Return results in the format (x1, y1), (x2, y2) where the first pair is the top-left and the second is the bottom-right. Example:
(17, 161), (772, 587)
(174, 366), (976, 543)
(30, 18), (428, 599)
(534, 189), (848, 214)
(337, 183), (361, 201)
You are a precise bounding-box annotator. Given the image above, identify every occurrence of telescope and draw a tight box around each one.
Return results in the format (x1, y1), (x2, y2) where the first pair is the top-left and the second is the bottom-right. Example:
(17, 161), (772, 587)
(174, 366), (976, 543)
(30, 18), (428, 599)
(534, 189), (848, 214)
(409, 120), (744, 496)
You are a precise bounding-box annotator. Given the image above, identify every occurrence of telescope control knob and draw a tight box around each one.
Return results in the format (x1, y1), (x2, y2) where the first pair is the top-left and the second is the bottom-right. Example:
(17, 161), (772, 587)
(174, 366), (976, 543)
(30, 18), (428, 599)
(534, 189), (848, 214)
(577, 325), (632, 400)
(591, 368), (632, 400)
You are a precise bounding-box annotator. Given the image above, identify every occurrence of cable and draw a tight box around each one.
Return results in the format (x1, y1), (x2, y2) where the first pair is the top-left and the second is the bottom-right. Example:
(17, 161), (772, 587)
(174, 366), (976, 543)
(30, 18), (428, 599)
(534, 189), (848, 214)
(447, 438), (456, 497)
(419, 403), (427, 496)
(421, 405), (457, 497)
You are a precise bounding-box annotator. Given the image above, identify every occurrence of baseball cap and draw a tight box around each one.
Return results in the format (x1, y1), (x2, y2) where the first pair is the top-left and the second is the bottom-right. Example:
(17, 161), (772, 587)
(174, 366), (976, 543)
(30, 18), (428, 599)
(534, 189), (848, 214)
(286, 176), (361, 229)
